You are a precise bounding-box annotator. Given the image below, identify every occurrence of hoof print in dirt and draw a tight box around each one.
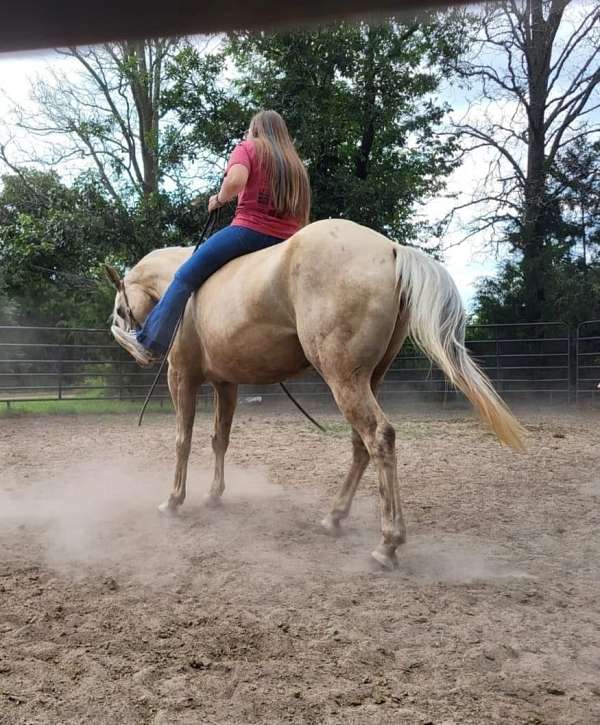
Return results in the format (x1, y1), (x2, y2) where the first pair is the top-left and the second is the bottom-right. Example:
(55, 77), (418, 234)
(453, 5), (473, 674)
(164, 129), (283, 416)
(103, 577), (119, 592)
(190, 657), (212, 670)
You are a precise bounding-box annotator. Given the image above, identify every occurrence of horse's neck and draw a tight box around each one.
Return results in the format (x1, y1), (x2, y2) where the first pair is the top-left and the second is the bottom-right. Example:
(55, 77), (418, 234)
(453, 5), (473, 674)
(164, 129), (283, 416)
(129, 248), (191, 298)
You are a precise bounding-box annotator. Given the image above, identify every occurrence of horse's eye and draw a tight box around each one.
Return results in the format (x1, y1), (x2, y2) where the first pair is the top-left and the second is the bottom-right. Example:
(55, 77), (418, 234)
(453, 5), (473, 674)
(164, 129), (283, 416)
(117, 305), (125, 318)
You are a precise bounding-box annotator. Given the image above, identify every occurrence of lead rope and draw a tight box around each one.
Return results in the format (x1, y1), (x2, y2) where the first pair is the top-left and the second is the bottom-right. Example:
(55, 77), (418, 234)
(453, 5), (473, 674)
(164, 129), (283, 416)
(137, 201), (324, 433)
(279, 381), (326, 432)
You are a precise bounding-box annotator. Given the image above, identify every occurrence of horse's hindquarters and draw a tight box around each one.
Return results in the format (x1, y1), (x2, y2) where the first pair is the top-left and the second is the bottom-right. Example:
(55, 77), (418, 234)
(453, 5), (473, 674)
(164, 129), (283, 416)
(289, 223), (401, 381)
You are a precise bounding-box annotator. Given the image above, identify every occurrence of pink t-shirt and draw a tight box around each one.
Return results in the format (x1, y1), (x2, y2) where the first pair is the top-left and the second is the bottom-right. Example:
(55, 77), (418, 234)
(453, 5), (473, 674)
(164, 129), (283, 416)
(226, 140), (302, 240)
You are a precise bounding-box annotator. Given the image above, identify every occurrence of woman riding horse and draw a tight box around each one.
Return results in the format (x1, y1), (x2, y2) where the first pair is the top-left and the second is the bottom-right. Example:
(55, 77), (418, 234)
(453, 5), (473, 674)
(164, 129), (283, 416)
(107, 111), (525, 569)
(112, 110), (311, 366)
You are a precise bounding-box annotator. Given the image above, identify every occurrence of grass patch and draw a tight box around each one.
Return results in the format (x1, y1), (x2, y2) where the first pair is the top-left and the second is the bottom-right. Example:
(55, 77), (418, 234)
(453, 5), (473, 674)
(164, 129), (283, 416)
(324, 422), (352, 436)
(315, 420), (436, 440)
(0, 398), (175, 417)
(393, 421), (435, 440)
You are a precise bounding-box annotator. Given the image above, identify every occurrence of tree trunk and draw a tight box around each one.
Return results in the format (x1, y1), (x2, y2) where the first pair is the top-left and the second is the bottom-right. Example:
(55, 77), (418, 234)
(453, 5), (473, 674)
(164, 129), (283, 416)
(354, 27), (377, 181)
(520, 0), (553, 321)
(126, 41), (160, 197)
(521, 134), (547, 320)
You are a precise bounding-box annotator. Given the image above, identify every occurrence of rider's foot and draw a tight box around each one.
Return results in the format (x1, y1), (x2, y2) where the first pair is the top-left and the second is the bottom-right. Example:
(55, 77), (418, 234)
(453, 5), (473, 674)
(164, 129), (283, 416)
(111, 326), (161, 367)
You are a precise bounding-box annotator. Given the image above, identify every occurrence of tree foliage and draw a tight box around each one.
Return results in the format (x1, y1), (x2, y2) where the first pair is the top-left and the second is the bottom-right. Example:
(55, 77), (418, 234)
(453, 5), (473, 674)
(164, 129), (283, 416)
(1, 16), (474, 327)
(0, 166), (216, 325)
(171, 17), (468, 243)
(0, 170), (121, 325)
(551, 137), (600, 266)
(3, 41), (183, 202)
(453, 0), (600, 322)
(474, 135), (600, 327)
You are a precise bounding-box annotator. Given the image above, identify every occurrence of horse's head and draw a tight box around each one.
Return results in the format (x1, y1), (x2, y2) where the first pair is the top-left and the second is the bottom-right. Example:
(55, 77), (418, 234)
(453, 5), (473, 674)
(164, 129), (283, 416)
(104, 264), (156, 332)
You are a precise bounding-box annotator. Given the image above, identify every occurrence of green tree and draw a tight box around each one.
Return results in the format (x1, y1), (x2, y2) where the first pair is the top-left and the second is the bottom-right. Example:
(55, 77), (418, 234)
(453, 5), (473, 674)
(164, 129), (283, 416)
(0, 40), (219, 261)
(0, 169), (126, 326)
(4, 41), (181, 201)
(166, 17), (468, 244)
(452, 0), (600, 321)
(551, 137), (600, 269)
(161, 46), (249, 176)
(474, 253), (600, 328)
(473, 138), (600, 327)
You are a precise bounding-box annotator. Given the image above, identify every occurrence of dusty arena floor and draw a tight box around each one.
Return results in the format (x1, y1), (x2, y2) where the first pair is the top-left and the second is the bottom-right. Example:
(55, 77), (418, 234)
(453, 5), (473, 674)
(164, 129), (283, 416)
(1, 406), (600, 724)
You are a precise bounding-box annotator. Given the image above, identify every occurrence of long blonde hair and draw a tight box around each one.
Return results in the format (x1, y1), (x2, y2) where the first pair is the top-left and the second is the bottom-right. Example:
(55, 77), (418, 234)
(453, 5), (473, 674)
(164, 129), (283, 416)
(248, 110), (311, 226)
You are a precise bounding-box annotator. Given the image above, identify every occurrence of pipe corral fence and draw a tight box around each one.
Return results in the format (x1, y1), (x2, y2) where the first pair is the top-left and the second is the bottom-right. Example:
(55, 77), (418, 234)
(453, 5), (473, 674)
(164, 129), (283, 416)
(1, 322), (599, 410)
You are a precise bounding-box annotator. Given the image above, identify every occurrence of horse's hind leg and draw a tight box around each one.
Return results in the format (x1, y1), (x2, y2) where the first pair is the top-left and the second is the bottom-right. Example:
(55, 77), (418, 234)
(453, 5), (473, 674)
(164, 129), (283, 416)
(322, 317), (408, 535)
(158, 366), (199, 513)
(205, 382), (238, 507)
(329, 378), (405, 569)
(321, 428), (369, 533)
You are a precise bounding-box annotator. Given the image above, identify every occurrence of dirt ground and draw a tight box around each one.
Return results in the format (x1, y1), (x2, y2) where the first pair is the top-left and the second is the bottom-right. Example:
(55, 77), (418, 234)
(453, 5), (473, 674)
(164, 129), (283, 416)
(1, 405), (599, 725)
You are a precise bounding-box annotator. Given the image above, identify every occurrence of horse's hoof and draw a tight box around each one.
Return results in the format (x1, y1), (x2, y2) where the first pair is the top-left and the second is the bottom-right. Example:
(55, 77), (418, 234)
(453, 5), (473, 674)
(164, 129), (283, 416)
(204, 495), (222, 509)
(371, 546), (399, 570)
(321, 514), (342, 536)
(158, 500), (179, 515)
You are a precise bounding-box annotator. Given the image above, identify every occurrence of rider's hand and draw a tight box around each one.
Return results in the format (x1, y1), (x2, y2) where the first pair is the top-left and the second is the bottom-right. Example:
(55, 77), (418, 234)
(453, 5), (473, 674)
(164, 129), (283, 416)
(208, 193), (223, 213)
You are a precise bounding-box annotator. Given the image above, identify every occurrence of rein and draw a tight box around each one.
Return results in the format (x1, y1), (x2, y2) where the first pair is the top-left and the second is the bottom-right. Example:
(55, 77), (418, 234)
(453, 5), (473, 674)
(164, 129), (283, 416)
(136, 209), (220, 427)
(135, 207), (324, 433)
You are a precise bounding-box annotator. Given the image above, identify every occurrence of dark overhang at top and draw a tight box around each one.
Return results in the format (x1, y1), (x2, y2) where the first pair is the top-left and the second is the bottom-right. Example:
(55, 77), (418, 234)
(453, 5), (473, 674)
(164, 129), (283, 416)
(1, 0), (481, 54)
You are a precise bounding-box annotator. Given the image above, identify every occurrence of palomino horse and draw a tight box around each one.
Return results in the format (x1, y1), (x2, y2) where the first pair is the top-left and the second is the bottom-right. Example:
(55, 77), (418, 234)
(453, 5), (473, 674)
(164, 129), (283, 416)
(107, 219), (525, 569)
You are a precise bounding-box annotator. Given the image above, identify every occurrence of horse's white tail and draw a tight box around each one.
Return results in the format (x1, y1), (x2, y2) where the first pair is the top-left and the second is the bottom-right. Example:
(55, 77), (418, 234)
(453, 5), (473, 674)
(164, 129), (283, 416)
(394, 245), (526, 451)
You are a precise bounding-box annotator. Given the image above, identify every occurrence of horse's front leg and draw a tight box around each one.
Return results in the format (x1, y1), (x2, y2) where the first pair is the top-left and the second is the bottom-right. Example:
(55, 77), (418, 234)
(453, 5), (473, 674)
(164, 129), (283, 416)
(205, 382), (238, 507)
(158, 366), (200, 513)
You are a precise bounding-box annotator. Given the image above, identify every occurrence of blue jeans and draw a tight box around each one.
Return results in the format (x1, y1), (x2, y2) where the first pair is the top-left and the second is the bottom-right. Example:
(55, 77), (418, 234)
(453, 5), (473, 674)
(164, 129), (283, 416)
(137, 225), (285, 355)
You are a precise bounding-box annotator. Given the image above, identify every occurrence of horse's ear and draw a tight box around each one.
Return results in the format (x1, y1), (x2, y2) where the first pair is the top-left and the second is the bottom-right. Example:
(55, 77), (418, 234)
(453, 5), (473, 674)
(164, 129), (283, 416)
(104, 264), (123, 291)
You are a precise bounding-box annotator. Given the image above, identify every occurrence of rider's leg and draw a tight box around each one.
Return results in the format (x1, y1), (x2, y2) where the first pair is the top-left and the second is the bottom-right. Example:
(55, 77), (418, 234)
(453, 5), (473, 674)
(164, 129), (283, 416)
(136, 225), (284, 356)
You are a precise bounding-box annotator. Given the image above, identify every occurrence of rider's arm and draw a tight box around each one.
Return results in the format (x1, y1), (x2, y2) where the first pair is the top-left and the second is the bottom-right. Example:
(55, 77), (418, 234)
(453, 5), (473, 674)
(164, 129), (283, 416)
(217, 164), (249, 204)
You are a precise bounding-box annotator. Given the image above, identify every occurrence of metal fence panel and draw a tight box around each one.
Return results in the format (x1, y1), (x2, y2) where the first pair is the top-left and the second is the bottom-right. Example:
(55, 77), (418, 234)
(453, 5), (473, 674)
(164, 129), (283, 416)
(576, 320), (600, 403)
(0, 321), (584, 407)
(379, 322), (571, 404)
(0, 326), (171, 404)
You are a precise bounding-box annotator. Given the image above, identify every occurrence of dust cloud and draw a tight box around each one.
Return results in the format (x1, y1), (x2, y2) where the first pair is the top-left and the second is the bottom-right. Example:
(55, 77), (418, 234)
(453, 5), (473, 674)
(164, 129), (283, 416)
(1, 460), (528, 586)
(0, 462), (294, 585)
